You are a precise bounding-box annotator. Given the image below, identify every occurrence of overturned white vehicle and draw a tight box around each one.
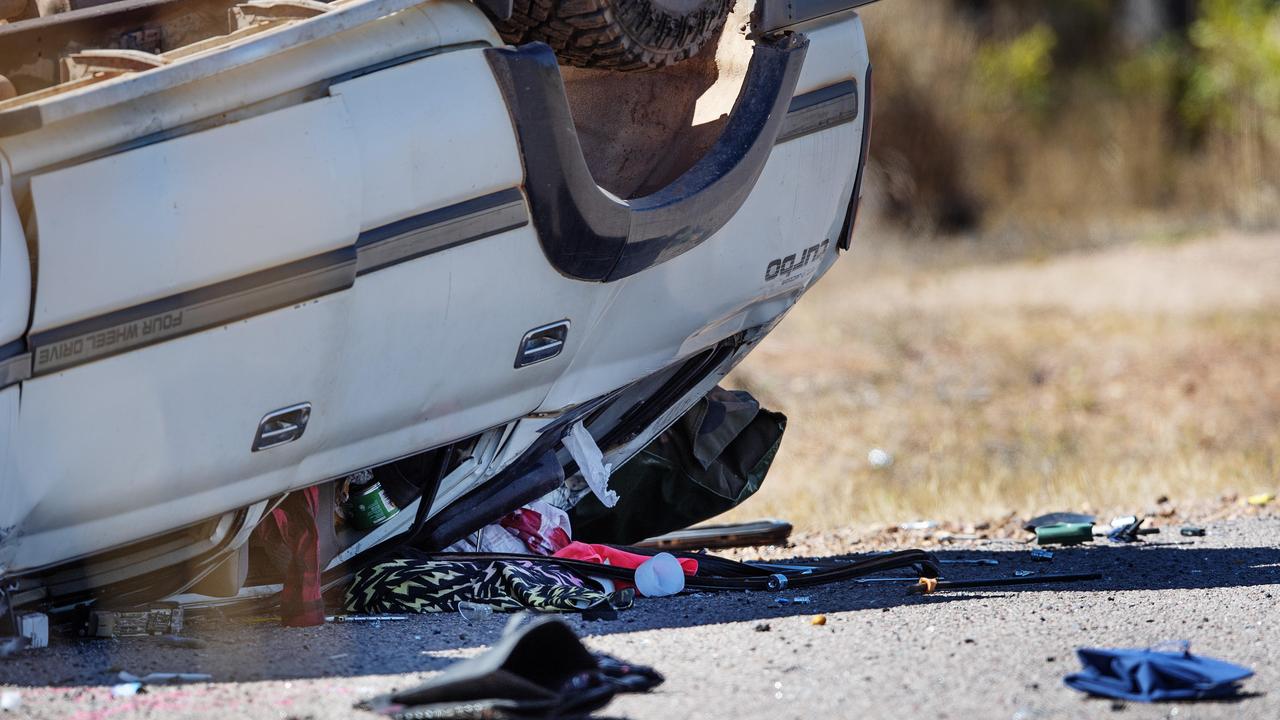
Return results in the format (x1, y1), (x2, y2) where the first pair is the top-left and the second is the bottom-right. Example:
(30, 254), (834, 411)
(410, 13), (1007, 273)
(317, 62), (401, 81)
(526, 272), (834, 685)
(0, 0), (873, 609)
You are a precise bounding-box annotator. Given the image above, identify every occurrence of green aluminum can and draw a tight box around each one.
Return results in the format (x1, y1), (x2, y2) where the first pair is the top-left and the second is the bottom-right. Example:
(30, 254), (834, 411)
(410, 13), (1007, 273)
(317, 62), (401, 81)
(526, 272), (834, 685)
(345, 481), (399, 530)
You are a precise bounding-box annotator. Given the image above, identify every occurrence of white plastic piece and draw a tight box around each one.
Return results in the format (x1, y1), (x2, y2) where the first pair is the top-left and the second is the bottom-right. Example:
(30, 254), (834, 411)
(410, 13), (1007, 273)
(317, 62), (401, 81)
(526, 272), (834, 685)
(110, 684), (140, 697)
(633, 552), (684, 598)
(17, 613), (48, 649)
(588, 576), (616, 595)
(562, 421), (618, 508)
(457, 601), (494, 622)
(118, 671), (213, 685)
(0, 690), (21, 710)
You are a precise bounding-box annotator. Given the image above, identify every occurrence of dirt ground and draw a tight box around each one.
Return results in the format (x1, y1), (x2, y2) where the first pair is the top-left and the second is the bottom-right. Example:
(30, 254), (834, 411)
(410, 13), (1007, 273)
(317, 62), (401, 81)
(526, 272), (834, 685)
(726, 228), (1280, 527)
(2, 516), (1277, 719)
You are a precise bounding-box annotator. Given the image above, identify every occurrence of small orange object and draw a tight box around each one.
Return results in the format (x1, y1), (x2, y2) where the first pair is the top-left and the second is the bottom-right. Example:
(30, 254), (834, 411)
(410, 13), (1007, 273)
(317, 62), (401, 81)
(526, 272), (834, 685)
(913, 577), (939, 595)
(810, 614), (827, 626)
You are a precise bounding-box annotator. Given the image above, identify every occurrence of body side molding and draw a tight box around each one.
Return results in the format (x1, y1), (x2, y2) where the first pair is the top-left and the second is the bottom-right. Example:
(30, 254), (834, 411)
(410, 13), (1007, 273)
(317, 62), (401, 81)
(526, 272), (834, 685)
(11, 190), (529, 384)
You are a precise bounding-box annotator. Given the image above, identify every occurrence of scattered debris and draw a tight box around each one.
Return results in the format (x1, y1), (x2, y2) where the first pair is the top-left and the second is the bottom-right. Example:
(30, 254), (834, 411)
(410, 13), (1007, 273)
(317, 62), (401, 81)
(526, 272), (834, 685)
(0, 637), (28, 658)
(325, 615), (409, 623)
(636, 520), (792, 551)
(88, 604), (184, 638)
(498, 501), (573, 555)
(1106, 516), (1151, 543)
(566, 388), (785, 546)
(899, 521), (938, 531)
(341, 471), (400, 530)
(580, 602), (620, 622)
(358, 618), (660, 718)
(1024, 512), (1095, 531)
(867, 448), (894, 469)
(1030, 549), (1054, 562)
(329, 653), (350, 660)
(1014, 570), (1034, 577)
(457, 602), (494, 622)
(348, 556), (631, 615)
(633, 552), (685, 597)
(17, 612), (47, 649)
(1035, 522), (1094, 545)
(110, 683), (141, 698)
(754, 622), (771, 632)
(153, 635), (207, 649)
(118, 671), (213, 685)
(911, 573), (1103, 595)
(446, 502), (573, 555)
(0, 690), (20, 711)
(775, 596), (811, 605)
(810, 614), (827, 626)
(255, 486), (325, 627)
(1246, 493), (1274, 507)
(1064, 643), (1253, 702)
(563, 421), (619, 508)
(557, 543), (697, 597)
(1180, 526), (1207, 537)
(443, 524), (530, 555)
(935, 532), (984, 542)
(1034, 517), (1158, 545)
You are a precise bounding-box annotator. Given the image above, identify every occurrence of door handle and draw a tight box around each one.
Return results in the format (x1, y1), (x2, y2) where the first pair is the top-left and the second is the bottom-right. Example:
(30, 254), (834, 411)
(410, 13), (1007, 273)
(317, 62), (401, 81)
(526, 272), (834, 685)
(252, 402), (311, 451)
(515, 320), (570, 368)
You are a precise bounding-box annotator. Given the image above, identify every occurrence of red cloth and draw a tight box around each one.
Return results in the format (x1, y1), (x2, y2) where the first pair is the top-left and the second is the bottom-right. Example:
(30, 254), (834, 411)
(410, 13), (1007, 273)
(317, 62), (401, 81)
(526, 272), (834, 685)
(498, 503), (572, 555)
(553, 542), (698, 591)
(256, 487), (325, 627)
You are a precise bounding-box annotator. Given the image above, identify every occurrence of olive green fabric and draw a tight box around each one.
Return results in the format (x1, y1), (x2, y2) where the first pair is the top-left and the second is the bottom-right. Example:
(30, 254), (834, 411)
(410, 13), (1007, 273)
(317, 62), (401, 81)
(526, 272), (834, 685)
(570, 387), (786, 545)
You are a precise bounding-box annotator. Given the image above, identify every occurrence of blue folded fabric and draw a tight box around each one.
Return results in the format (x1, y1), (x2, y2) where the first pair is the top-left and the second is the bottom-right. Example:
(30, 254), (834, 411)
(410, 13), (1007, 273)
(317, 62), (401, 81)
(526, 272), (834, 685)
(1064, 643), (1253, 702)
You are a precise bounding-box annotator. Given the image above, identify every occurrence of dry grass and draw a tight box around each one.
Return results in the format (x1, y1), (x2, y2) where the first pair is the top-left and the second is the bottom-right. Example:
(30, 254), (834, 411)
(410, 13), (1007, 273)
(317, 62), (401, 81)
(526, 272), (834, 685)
(724, 228), (1280, 529)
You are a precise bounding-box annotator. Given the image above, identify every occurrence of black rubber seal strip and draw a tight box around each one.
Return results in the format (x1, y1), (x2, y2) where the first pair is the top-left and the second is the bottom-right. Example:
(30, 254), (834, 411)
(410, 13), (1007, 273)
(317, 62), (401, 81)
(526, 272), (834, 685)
(838, 63), (872, 252)
(485, 35), (808, 282)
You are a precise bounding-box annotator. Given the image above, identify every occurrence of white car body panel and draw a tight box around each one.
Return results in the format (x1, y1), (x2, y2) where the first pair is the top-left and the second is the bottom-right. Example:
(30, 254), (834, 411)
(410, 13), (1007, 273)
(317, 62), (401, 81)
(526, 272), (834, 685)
(30, 97), (362, 331)
(0, 0), (871, 584)
(329, 50), (524, 232)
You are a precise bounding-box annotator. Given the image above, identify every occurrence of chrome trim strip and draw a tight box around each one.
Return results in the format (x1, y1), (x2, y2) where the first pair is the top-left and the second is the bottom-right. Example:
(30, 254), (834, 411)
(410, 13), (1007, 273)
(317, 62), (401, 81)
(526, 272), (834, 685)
(28, 247), (356, 375)
(20, 189), (532, 379)
(355, 188), (527, 275)
(0, 346), (31, 388)
(777, 79), (858, 143)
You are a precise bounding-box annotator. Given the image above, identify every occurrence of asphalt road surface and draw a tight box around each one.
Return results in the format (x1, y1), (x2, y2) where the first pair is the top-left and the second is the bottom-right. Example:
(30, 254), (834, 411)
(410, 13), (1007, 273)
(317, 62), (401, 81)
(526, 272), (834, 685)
(3, 518), (1277, 719)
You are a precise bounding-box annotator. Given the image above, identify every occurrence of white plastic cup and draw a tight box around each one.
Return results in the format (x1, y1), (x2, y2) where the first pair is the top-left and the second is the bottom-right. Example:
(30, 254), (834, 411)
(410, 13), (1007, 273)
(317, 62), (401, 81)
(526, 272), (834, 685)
(633, 552), (685, 597)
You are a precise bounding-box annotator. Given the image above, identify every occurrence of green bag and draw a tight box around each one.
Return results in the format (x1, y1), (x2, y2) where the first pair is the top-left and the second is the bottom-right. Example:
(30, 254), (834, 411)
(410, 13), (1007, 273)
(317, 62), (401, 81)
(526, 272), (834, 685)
(570, 387), (786, 545)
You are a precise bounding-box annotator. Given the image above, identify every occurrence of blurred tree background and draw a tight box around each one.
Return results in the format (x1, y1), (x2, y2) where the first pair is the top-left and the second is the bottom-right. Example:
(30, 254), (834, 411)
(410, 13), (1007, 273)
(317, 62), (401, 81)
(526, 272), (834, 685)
(861, 0), (1280, 243)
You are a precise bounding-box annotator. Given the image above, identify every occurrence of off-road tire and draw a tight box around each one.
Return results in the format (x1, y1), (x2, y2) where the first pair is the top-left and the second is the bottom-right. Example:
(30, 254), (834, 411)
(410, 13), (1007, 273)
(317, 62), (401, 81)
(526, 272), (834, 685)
(496, 0), (734, 71)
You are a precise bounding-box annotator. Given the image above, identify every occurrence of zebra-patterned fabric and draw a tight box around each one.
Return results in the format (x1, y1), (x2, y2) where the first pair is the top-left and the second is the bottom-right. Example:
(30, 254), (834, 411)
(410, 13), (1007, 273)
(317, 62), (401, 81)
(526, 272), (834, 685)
(345, 558), (626, 614)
